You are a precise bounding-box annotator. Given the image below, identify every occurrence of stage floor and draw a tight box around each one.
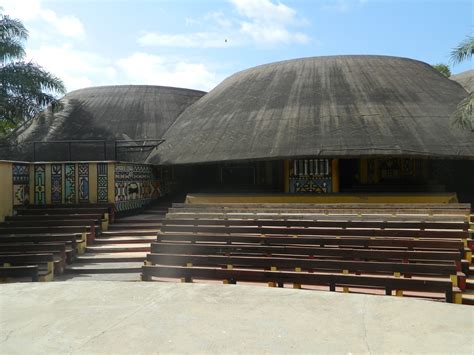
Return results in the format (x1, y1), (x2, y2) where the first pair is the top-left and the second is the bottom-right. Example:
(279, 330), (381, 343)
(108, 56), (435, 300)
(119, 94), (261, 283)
(0, 281), (472, 354)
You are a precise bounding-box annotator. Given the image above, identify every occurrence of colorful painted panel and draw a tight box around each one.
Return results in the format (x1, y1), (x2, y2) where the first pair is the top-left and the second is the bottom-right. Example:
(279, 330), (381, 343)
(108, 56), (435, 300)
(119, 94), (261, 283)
(51, 164), (63, 204)
(289, 158), (332, 193)
(12, 164), (30, 206)
(78, 163), (89, 203)
(114, 163), (159, 211)
(289, 178), (332, 193)
(34, 164), (46, 205)
(65, 163), (76, 203)
(97, 163), (108, 203)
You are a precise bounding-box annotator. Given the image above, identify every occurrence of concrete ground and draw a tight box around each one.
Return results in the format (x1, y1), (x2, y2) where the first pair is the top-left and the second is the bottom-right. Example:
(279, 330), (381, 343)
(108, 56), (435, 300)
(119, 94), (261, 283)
(0, 282), (473, 354)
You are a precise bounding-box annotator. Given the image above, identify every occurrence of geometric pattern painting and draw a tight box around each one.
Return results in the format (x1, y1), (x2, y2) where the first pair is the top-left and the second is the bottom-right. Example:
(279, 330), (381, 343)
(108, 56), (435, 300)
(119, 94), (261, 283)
(65, 163), (76, 204)
(51, 164), (63, 204)
(12, 163), (30, 206)
(114, 163), (158, 211)
(97, 163), (108, 203)
(290, 177), (332, 193)
(34, 164), (46, 205)
(78, 163), (89, 203)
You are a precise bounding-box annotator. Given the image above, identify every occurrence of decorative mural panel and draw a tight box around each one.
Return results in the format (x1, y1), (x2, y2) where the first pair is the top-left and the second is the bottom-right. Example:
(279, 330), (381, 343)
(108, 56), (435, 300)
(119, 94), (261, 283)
(97, 163), (108, 203)
(289, 159), (332, 193)
(78, 163), (89, 203)
(34, 164), (46, 205)
(65, 163), (76, 203)
(51, 164), (63, 204)
(114, 163), (159, 211)
(12, 164), (30, 206)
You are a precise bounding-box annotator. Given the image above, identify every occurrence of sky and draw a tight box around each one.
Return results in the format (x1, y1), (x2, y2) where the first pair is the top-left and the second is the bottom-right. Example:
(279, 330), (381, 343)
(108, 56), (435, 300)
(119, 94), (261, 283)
(2, 0), (473, 93)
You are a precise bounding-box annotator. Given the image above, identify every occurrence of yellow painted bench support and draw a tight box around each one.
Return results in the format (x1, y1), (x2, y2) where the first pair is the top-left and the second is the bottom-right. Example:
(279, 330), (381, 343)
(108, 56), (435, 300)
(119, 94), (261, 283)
(293, 267), (301, 289)
(343, 269), (349, 293)
(101, 213), (109, 231)
(181, 263), (193, 283)
(268, 266), (277, 287)
(40, 261), (54, 282)
(394, 272), (403, 297)
(223, 264), (233, 284)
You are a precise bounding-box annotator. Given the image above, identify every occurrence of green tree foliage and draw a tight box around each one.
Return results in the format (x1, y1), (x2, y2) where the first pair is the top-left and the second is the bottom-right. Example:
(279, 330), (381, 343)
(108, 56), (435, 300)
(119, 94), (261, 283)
(450, 35), (473, 131)
(0, 11), (66, 135)
(432, 63), (451, 77)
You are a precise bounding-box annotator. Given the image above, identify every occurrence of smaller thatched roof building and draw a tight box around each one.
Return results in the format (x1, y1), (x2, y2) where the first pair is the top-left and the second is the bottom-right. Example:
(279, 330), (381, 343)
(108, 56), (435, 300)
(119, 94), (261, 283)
(1, 85), (206, 161)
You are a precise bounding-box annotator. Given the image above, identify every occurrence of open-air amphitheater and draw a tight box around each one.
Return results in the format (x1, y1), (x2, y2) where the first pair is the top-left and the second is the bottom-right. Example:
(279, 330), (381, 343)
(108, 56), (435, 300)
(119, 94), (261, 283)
(0, 56), (473, 353)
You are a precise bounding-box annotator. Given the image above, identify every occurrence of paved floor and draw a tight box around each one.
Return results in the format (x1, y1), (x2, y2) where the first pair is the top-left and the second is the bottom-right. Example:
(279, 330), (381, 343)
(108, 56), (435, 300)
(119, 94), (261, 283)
(1, 282), (473, 354)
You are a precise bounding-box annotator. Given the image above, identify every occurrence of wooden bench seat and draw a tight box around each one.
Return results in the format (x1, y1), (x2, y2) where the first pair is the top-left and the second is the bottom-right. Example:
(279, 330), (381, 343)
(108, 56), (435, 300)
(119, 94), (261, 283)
(0, 253), (55, 281)
(160, 224), (467, 240)
(166, 212), (469, 223)
(0, 243), (68, 271)
(150, 242), (463, 265)
(7, 214), (108, 231)
(146, 253), (466, 288)
(0, 234), (82, 255)
(141, 265), (461, 303)
(0, 226), (93, 244)
(170, 203), (471, 217)
(0, 265), (39, 282)
(157, 231), (467, 252)
(162, 217), (469, 231)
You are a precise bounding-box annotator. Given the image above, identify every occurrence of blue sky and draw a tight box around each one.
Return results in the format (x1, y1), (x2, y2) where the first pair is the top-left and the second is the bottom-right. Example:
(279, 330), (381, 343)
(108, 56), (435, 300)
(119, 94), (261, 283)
(3, 0), (472, 92)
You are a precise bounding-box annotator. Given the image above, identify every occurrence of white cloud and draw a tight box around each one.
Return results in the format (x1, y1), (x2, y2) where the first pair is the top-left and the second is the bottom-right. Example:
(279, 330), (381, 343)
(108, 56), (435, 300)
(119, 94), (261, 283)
(321, 0), (368, 13)
(139, 0), (309, 48)
(116, 52), (219, 91)
(2, 0), (85, 39)
(139, 32), (237, 48)
(26, 44), (116, 92)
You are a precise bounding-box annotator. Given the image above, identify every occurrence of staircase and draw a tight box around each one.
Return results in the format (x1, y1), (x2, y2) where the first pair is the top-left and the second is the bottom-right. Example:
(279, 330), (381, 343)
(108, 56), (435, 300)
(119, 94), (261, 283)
(60, 205), (168, 281)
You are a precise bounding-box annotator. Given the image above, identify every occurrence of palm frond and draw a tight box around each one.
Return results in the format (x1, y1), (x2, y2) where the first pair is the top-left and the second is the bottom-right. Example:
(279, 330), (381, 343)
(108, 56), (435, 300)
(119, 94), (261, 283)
(0, 37), (26, 63)
(451, 92), (474, 131)
(450, 35), (474, 64)
(0, 15), (28, 41)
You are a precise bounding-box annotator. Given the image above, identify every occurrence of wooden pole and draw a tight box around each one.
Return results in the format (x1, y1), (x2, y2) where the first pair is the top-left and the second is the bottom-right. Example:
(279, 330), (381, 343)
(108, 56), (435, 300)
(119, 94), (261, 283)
(331, 159), (339, 193)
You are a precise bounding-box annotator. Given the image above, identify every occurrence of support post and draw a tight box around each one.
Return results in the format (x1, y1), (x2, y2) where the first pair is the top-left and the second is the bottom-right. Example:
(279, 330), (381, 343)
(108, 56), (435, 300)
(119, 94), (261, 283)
(331, 159), (339, 193)
(283, 160), (290, 193)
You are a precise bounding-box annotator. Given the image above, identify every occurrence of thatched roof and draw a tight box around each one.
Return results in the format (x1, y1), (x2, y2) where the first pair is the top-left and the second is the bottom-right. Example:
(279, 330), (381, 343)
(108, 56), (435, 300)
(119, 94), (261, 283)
(2, 85), (205, 161)
(451, 69), (474, 92)
(147, 55), (474, 165)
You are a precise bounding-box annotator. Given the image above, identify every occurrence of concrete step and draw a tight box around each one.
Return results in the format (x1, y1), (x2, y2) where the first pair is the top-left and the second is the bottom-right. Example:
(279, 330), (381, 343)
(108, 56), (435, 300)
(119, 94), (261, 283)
(108, 224), (161, 230)
(86, 244), (151, 253)
(101, 230), (159, 237)
(94, 236), (156, 244)
(66, 262), (143, 274)
(76, 252), (147, 263)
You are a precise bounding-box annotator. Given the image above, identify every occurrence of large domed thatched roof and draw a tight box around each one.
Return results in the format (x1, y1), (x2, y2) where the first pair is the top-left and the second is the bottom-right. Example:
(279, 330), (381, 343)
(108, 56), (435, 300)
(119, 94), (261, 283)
(2, 85), (205, 161)
(148, 55), (473, 165)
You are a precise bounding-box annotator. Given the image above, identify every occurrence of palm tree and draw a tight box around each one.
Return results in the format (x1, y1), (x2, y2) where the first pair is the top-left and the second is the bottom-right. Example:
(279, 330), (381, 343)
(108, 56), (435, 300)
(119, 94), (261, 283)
(450, 35), (473, 131)
(0, 11), (66, 135)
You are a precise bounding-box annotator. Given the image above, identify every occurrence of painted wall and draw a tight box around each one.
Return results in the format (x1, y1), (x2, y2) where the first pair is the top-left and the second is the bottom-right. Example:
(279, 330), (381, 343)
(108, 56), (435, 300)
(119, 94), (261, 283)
(114, 163), (159, 211)
(287, 158), (336, 193)
(0, 161), (13, 222)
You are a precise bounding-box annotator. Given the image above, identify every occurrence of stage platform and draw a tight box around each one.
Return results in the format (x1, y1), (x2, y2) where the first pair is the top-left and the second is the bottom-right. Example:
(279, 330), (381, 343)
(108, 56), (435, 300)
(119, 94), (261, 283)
(185, 192), (459, 204)
(0, 282), (472, 354)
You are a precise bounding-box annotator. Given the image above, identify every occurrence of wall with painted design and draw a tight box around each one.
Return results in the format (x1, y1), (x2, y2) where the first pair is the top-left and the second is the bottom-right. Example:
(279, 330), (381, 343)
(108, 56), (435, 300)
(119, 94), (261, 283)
(2, 161), (159, 217)
(114, 163), (159, 211)
(28, 162), (116, 205)
(288, 159), (334, 193)
(0, 161), (14, 222)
